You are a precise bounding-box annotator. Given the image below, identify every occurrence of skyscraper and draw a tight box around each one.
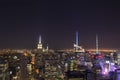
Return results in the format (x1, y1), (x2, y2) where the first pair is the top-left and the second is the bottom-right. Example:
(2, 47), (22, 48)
(74, 31), (79, 52)
(74, 31), (85, 52)
(96, 35), (99, 54)
(37, 35), (42, 49)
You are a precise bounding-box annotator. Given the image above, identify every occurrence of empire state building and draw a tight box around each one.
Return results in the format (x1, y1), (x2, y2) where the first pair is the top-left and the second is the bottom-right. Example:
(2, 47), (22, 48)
(37, 35), (42, 49)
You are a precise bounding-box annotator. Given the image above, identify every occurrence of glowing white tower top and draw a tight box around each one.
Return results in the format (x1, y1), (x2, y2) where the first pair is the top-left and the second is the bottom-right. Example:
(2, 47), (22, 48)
(37, 35), (42, 49)
(39, 35), (42, 43)
(96, 34), (99, 54)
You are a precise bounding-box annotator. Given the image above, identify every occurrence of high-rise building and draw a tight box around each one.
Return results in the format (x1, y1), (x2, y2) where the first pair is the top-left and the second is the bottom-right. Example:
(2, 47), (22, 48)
(96, 35), (99, 54)
(74, 31), (85, 52)
(37, 35), (43, 50)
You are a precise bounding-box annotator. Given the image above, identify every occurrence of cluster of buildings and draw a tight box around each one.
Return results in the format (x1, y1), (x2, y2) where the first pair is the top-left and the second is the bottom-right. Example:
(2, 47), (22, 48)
(0, 31), (120, 80)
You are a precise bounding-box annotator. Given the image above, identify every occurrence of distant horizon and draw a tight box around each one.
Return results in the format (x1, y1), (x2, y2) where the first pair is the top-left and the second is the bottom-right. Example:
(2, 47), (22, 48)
(0, 32), (120, 50)
(0, 45), (119, 50)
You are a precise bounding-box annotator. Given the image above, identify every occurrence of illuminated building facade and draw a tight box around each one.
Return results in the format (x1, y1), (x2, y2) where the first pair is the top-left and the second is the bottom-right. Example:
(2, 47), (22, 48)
(37, 35), (43, 50)
(117, 51), (120, 65)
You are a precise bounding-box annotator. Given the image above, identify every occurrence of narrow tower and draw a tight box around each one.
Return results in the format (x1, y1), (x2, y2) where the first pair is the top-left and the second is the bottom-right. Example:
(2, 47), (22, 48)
(76, 31), (79, 47)
(74, 31), (79, 52)
(37, 35), (42, 49)
(76, 31), (79, 52)
(39, 35), (41, 44)
(74, 31), (85, 52)
(96, 35), (99, 54)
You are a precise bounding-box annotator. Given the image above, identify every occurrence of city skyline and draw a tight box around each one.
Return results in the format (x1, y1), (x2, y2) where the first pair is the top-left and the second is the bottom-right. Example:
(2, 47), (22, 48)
(0, 1), (120, 49)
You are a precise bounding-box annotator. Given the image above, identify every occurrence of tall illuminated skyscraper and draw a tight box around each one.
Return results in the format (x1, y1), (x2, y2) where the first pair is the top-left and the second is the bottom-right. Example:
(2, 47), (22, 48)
(37, 35), (42, 49)
(74, 31), (85, 52)
(74, 31), (79, 51)
(96, 35), (99, 54)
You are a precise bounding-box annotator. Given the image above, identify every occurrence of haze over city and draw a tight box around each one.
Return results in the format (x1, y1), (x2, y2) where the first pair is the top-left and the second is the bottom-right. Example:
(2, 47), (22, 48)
(0, 0), (120, 50)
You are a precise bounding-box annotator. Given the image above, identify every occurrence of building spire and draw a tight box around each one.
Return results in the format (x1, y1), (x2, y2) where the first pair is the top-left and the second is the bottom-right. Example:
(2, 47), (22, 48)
(37, 35), (42, 49)
(74, 31), (85, 52)
(76, 31), (78, 47)
(39, 35), (41, 43)
(96, 34), (99, 54)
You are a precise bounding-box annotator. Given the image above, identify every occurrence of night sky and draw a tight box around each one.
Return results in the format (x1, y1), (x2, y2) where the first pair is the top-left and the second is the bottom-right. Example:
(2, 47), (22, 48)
(0, 0), (120, 50)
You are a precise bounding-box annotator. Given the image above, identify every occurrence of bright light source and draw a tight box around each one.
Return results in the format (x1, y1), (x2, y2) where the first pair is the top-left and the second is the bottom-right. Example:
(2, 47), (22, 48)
(106, 61), (110, 63)
(13, 76), (17, 79)
(111, 63), (115, 65)
(103, 68), (108, 75)
(13, 56), (17, 59)
(17, 66), (20, 69)
(10, 71), (12, 74)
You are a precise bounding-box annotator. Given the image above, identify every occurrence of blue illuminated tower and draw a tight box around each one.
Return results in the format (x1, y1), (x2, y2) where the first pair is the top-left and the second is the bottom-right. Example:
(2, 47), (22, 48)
(74, 31), (79, 51)
(74, 31), (85, 52)
(76, 31), (78, 47)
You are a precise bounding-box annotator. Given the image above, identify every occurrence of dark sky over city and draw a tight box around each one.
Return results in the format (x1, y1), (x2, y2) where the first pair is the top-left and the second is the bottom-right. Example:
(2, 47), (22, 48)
(0, 0), (120, 50)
